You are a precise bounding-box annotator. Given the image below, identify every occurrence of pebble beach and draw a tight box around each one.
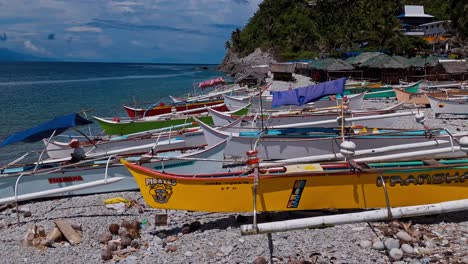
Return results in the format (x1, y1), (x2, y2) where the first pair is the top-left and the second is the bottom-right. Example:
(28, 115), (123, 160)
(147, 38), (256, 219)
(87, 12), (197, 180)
(0, 95), (467, 264)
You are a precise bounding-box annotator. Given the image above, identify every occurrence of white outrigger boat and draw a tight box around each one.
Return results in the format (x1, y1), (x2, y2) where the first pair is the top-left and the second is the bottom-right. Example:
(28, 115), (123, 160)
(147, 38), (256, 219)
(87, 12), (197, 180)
(207, 102), (405, 128)
(0, 139), (228, 205)
(0, 113), (225, 204)
(426, 95), (468, 117)
(43, 127), (205, 160)
(195, 117), (468, 160)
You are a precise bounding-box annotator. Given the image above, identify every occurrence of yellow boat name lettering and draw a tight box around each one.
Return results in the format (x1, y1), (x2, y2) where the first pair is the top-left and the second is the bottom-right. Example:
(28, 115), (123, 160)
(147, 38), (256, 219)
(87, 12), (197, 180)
(145, 178), (177, 186)
(376, 171), (468, 187)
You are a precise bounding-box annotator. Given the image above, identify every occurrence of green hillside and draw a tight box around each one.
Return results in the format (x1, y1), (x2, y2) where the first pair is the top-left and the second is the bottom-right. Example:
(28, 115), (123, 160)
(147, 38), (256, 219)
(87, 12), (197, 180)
(227, 0), (465, 61)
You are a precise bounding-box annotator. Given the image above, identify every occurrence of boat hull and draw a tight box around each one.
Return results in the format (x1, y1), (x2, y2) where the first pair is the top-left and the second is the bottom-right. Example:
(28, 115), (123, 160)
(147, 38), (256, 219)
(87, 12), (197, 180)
(123, 161), (468, 212)
(208, 107), (403, 129)
(94, 115), (214, 135)
(345, 82), (420, 99)
(427, 96), (468, 116)
(197, 117), (464, 160)
(394, 89), (468, 106)
(0, 140), (227, 203)
(123, 100), (228, 118)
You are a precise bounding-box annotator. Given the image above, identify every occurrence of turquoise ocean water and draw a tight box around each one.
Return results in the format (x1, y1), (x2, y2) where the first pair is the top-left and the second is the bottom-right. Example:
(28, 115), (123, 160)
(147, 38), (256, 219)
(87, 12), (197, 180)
(0, 61), (225, 164)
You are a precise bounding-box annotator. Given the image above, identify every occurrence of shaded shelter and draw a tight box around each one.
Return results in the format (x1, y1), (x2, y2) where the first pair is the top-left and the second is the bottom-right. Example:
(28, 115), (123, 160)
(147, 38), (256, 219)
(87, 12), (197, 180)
(235, 72), (266, 87)
(270, 63), (295, 81)
(307, 58), (356, 82)
(406, 56), (440, 81)
(429, 61), (468, 81)
(0, 113), (93, 148)
(348, 53), (407, 84)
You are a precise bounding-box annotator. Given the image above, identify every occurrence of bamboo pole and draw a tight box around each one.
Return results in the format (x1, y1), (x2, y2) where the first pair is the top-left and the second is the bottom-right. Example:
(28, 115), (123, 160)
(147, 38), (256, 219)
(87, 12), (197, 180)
(259, 140), (450, 167)
(269, 111), (415, 129)
(240, 199), (468, 235)
(0, 177), (125, 205)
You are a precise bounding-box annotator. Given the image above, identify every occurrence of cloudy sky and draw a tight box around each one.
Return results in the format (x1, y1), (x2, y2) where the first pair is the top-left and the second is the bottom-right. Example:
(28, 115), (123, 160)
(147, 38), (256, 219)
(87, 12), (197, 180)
(0, 0), (261, 63)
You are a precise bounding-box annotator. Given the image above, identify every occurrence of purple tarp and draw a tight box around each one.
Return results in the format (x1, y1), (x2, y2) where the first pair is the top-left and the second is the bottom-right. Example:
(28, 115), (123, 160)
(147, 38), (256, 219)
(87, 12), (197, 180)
(271, 77), (346, 108)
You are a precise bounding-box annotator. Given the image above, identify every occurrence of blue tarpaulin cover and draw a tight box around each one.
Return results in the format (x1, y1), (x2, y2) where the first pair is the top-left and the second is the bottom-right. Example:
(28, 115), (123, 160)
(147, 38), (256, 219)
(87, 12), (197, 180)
(0, 113), (93, 148)
(271, 77), (346, 108)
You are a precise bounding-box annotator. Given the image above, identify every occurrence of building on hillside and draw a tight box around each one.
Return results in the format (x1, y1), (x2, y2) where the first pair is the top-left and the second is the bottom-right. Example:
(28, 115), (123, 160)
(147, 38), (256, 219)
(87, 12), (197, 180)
(270, 63), (295, 81)
(398, 5), (435, 36)
(420, 21), (451, 53)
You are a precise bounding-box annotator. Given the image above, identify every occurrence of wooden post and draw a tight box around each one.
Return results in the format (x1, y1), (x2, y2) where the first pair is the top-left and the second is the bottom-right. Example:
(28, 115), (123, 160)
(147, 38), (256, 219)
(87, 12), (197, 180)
(55, 219), (81, 245)
(45, 227), (63, 243)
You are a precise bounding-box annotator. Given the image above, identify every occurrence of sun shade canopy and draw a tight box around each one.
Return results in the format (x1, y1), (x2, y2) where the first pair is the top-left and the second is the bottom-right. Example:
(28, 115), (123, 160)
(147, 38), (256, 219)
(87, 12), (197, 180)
(198, 77), (226, 89)
(0, 113), (93, 148)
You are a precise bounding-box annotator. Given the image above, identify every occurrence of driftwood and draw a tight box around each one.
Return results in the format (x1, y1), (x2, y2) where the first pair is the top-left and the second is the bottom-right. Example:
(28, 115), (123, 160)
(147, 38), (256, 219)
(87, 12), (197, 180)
(32, 237), (42, 247)
(55, 219), (81, 245)
(71, 223), (82, 232)
(45, 227), (63, 243)
(37, 226), (46, 238)
(21, 224), (37, 247)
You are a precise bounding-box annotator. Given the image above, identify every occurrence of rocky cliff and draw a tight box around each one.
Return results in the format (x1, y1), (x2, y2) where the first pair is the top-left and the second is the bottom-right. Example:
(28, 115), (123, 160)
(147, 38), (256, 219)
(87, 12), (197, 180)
(218, 48), (276, 76)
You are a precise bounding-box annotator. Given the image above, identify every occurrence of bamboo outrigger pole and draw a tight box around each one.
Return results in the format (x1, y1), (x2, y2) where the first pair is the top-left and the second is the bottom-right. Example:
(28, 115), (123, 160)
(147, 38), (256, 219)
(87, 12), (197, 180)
(240, 199), (468, 236)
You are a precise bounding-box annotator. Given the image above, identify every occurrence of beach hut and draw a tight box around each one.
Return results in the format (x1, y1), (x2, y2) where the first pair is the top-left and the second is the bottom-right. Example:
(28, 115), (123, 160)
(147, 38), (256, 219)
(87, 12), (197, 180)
(307, 58), (355, 82)
(347, 52), (407, 84)
(235, 72), (266, 87)
(406, 56), (440, 81)
(270, 63), (295, 81)
(429, 61), (468, 81)
(294, 62), (310, 76)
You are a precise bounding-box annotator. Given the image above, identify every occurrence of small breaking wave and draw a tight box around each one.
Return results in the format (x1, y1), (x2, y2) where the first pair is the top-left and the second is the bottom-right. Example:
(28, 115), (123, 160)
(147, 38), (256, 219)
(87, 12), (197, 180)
(0, 71), (200, 86)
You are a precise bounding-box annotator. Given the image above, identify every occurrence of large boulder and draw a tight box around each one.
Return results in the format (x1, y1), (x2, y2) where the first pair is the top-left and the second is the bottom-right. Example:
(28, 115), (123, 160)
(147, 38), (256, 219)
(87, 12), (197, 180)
(218, 48), (276, 76)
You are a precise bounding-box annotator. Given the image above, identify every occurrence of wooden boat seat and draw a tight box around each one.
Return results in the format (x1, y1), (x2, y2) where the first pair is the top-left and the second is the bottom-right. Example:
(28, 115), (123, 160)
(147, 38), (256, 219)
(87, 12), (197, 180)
(423, 159), (444, 167)
(348, 160), (369, 171)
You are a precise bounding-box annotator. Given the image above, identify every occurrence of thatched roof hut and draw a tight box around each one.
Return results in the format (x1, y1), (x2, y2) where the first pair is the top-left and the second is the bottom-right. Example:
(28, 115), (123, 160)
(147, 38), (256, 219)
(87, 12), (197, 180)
(270, 63), (295, 73)
(359, 54), (406, 69)
(440, 61), (468, 74)
(392, 56), (410, 67)
(235, 72), (266, 87)
(406, 56), (439, 69)
(427, 60), (468, 81)
(345, 52), (382, 66)
(270, 63), (295, 81)
(345, 52), (406, 84)
(308, 58), (354, 71)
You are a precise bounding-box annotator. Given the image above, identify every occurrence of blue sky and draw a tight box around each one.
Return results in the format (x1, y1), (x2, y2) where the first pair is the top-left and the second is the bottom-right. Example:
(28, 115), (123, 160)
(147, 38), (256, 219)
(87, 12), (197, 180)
(0, 0), (261, 63)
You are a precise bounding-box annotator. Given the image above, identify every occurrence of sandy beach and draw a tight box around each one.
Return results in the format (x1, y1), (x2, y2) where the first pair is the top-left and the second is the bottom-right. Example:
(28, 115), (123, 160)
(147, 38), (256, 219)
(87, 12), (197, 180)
(0, 83), (467, 264)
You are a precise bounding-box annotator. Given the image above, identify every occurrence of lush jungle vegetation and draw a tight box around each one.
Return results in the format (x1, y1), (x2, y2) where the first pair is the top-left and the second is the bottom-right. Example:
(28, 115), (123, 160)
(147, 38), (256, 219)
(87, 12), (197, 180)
(226, 0), (467, 60)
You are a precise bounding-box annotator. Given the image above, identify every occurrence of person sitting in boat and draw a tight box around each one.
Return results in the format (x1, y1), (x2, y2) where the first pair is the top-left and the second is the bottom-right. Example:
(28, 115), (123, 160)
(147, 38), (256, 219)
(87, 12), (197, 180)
(68, 139), (85, 163)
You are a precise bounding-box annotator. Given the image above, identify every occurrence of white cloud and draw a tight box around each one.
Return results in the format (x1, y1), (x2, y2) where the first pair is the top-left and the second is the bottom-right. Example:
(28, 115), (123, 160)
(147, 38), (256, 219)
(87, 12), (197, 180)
(108, 1), (144, 13)
(23, 40), (50, 55)
(130, 40), (144, 47)
(66, 26), (102, 33)
(0, 0), (263, 62)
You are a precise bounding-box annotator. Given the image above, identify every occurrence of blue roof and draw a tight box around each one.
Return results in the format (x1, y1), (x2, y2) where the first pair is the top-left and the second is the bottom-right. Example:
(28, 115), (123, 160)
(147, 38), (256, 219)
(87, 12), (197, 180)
(0, 113), (93, 148)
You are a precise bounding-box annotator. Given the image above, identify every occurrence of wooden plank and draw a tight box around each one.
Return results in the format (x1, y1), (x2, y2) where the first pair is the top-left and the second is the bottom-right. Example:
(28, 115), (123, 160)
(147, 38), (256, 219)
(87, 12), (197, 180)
(54, 219), (81, 245)
(423, 159), (443, 166)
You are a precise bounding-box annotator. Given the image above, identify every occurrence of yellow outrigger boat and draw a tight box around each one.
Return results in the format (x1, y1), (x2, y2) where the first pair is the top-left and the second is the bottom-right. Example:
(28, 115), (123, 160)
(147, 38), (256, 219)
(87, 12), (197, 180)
(122, 158), (468, 213)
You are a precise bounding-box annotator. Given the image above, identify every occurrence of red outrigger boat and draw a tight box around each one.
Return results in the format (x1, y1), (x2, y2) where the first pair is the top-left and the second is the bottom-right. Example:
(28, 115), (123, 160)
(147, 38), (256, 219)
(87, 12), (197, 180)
(123, 99), (228, 118)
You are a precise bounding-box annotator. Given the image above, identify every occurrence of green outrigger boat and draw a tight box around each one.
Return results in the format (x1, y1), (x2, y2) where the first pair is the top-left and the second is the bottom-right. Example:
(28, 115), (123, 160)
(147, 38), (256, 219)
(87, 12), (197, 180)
(93, 115), (214, 135)
(93, 104), (249, 135)
(344, 80), (421, 99)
